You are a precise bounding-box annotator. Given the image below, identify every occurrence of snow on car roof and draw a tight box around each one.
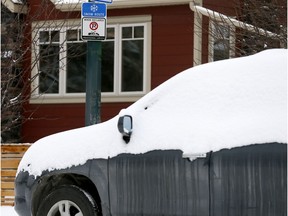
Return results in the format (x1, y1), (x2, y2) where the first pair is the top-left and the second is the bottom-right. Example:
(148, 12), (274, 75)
(18, 49), (287, 177)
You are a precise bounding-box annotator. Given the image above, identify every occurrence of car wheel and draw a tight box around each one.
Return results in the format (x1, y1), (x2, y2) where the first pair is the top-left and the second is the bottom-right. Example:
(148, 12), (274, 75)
(37, 185), (99, 216)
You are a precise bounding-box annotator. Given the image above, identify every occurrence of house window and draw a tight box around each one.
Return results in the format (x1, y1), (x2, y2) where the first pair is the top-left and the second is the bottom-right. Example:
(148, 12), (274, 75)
(121, 25), (144, 92)
(66, 29), (86, 93)
(39, 30), (60, 94)
(31, 16), (151, 103)
(209, 21), (235, 62)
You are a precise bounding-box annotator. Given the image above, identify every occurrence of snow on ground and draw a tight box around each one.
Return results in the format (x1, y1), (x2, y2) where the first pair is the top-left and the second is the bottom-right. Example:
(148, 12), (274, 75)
(1, 206), (18, 216)
(18, 49), (287, 177)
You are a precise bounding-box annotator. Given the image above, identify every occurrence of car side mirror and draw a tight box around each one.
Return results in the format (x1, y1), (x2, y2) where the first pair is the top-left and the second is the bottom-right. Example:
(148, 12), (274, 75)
(117, 115), (133, 143)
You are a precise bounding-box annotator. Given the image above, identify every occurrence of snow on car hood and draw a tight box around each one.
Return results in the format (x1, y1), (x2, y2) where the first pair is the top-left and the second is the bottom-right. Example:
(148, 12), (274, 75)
(18, 49), (287, 177)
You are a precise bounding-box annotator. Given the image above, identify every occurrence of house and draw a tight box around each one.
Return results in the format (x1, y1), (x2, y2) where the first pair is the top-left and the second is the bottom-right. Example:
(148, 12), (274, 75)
(1, 0), (286, 143)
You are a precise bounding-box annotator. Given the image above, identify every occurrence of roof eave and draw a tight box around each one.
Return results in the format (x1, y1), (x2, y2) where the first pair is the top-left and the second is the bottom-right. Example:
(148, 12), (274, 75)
(51, 0), (191, 12)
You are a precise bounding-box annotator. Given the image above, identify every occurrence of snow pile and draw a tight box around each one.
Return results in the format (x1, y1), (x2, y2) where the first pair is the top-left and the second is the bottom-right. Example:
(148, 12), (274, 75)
(18, 49), (287, 177)
(1, 206), (18, 216)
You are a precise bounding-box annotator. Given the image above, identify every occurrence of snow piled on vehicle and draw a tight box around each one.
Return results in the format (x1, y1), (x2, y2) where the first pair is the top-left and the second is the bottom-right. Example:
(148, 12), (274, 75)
(18, 49), (287, 177)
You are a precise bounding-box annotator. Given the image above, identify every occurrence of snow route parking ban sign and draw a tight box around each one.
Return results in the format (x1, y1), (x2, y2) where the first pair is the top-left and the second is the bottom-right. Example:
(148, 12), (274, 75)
(82, 17), (106, 40)
(81, 2), (108, 40)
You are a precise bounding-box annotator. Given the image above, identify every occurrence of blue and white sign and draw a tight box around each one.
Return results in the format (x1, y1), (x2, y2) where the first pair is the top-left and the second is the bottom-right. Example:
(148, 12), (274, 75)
(82, 2), (107, 18)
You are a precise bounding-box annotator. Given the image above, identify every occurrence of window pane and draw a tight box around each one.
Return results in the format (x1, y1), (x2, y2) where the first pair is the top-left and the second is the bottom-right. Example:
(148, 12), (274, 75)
(122, 40), (143, 92)
(216, 25), (230, 39)
(51, 31), (60, 42)
(67, 30), (78, 41)
(106, 28), (115, 39)
(66, 43), (86, 93)
(39, 31), (49, 43)
(213, 39), (229, 61)
(66, 41), (115, 93)
(212, 23), (230, 61)
(39, 45), (59, 93)
(134, 26), (144, 38)
(102, 41), (114, 92)
(122, 27), (132, 39)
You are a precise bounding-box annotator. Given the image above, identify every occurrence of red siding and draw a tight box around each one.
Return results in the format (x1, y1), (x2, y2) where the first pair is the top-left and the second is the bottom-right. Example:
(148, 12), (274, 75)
(151, 5), (194, 87)
(22, 102), (132, 142)
(205, 0), (237, 16)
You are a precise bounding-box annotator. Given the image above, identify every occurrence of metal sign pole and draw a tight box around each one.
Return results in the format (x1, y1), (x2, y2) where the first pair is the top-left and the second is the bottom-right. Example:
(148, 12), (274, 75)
(82, 0), (110, 126)
(85, 40), (102, 126)
(85, 0), (101, 126)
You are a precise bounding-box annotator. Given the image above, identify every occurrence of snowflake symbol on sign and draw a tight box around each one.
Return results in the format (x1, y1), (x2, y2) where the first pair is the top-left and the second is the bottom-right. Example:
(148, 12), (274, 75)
(90, 4), (98, 12)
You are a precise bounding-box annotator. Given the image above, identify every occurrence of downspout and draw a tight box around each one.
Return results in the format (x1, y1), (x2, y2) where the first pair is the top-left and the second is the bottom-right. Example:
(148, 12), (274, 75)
(190, 0), (203, 66)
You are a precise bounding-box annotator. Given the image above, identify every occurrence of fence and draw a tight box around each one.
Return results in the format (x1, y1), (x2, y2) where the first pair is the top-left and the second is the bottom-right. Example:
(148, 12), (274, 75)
(1, 144), (31, 206)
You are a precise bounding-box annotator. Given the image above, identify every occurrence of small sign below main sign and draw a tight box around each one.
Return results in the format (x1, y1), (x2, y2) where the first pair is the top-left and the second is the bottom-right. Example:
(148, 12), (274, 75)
(81, 18), (106, 41)
(82, 2), (107, 18)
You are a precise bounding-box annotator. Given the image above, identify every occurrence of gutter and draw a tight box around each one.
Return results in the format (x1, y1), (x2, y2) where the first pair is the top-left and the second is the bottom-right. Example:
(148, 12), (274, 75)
(51, 0), (192, 12)
(189, 2), (279, 38)
(1, 0), (27, 14)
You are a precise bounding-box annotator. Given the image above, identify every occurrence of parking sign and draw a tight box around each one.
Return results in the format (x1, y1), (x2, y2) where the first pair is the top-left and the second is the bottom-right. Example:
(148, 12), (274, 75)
(81, 2), (107, 41)
(82, 18), (106, 40)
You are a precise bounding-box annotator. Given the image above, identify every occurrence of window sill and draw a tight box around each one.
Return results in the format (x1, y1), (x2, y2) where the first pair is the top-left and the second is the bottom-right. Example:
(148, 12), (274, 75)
(29, 94), (145, 104)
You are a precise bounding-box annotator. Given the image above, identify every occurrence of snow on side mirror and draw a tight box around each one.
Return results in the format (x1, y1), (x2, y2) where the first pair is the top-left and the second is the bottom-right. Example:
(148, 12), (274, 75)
(117, 115), (133, 144)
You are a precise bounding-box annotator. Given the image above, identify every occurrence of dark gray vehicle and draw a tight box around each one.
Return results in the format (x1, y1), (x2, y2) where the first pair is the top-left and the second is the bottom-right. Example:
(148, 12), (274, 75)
(15, 50), (287, 216)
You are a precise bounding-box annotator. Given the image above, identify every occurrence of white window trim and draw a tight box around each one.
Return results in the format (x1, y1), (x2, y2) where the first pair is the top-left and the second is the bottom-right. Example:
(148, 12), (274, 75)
(30, 15), (152, 104)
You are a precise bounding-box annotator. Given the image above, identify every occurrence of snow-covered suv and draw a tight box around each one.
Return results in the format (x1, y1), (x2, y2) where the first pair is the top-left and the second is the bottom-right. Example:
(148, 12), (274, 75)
(15, 49), (287, 216)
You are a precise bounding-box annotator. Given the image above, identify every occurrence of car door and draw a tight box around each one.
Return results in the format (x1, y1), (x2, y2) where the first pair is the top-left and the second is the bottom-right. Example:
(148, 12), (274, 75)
(209, 143), (287, 216)
(108, 149), (210, 216)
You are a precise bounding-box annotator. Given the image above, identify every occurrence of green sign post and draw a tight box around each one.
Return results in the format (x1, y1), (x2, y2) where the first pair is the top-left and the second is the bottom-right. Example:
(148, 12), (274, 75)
(81, 0), (109, 126)
(85, 41), (102, 125)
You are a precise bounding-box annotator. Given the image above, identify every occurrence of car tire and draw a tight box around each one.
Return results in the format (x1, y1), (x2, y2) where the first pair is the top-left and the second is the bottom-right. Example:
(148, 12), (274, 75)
(36, 185), (99, 216)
